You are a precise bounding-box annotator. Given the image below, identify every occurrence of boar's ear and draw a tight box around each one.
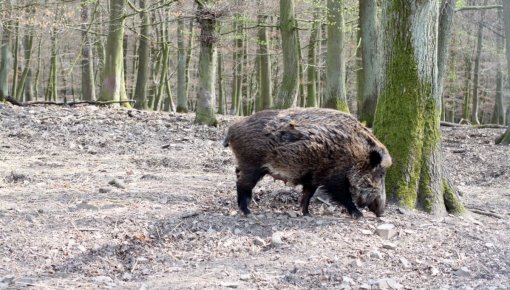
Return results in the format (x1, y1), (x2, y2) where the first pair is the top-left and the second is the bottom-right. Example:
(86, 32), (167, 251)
(369, 150), (382, 168)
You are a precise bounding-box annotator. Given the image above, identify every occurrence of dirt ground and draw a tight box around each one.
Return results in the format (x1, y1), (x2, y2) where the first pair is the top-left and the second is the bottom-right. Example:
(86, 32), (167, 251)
(0, 104), (509, 290)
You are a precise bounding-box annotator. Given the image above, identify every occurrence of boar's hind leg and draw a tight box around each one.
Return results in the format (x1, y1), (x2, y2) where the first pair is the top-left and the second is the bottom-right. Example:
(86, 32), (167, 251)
(300, 183), (318, 216)
(236, 167), (265, 215)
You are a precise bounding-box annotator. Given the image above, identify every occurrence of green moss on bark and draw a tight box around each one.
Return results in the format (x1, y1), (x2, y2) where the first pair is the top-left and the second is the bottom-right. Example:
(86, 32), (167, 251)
(442, 179), (465, 214)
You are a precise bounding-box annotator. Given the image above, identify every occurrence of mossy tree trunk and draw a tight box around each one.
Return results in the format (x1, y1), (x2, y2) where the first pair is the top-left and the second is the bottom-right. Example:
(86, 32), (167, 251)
(323, 0), (348, 112)
(257, 11), (272, 111)
(99, 0), (130, 107)
(134, 0), (150, 110)
(0, 2), (12, 102)
(194, 0), (218, 126)
(274, 0), (299, 109)
(374, 0), (464, 215)
(357, 0), (379, 126)
(45, 29), (58, 102)
(16, 27), (33, 102)
(496, 0), (510, 144)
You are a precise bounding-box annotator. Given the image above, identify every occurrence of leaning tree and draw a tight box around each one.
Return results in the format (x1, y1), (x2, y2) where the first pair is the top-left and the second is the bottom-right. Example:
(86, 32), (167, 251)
(373, 0), (464, 214)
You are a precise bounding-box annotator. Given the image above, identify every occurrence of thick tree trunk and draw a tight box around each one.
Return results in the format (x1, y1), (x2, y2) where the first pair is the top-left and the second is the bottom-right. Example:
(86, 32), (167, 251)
(358, 0), (379, 126)
(99, 0), (129, 107)
(257, 14), (272, 111)
(274, 0), (299, 109)
(194, 1), (218, 126)
(81, 1), (96, 101)
(374, 0), (464, 214)
(496, 0), (510, 144)
(16, 29), (33, 101)
(323, 0), (348, 112)
(134, 0), (150, 110)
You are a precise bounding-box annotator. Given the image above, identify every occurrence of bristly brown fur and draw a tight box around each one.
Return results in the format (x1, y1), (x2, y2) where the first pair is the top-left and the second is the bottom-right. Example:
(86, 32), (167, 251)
(224, 108), (392, 218)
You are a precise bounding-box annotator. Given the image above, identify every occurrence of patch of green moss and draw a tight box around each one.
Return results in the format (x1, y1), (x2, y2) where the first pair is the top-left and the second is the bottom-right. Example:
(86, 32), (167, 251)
(442, 178), (465, 214)
(323, 98), (350, 113)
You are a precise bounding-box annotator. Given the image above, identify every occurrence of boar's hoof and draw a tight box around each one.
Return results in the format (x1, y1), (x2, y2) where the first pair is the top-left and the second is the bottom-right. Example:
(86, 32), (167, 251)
(348, 208), (363, 219)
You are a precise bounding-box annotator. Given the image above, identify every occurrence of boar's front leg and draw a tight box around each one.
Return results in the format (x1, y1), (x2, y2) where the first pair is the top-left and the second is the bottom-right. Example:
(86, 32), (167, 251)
(325, 176), (363, 219)
(236, 167), (266, 215)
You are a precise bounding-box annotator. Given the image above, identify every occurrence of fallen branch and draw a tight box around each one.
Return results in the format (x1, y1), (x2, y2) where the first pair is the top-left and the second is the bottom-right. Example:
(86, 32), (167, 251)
(466, 207), (504, 219)
(5, 96), (135, 107)
(440, 121), (507, 129)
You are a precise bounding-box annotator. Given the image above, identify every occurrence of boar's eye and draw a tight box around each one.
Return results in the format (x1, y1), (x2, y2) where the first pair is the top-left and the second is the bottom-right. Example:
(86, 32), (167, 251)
(369, 150), (382, 168)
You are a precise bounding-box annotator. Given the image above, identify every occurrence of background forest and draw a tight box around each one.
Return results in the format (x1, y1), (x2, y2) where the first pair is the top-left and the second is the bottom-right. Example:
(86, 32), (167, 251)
(0, 0), (508, 125)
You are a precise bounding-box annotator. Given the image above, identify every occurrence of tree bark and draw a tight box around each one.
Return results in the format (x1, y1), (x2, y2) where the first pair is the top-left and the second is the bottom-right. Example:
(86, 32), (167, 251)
(306, 5), (319, 108)
(374, 0), (464, 214)
(257, 14), (272, 111)
(470, 0), (488, 125)
(16, 28), (34, 102)
(98, 0), (129, 108)
(358, 0), (379, 126)
(274, 0), (299, 109)
(323, 0), (348, 112)
(81, 1), (96, 101)
(176, 14), (188, 112)
(45, 29), (58, 102)
(496, 0), (510, 144)
(134, 0), (150, 110)
(437, 0), (456, 119)
(0, 20), (12, 101)
(194, 0), (218, 126)
(492, 19), (504, 125)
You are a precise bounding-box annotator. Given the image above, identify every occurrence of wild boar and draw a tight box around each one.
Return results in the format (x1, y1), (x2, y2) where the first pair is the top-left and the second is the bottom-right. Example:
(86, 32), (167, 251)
(223, 107), (392, 218)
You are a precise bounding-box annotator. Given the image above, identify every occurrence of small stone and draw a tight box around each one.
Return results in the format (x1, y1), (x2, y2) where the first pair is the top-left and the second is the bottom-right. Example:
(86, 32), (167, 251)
(234, 228), (242, 235)
(271, 232), (284, 246)
(382, 242), (397, 250)
(239, 274), (251, 281)
(360, 229), (373, 235)
(286, 211), (298, 218)
(121, 272), (132, 281)
(397, 208), (406, 214)
(376, 224), (396, 239)
(108, 179), (125, 189)
(454, 267), (471, 277)
(342, 276), (355, 285)
(221, 282), (240, 288)
(141, 268), (150, 275)
(99, 188), (111, 193)
(350, 259), (363, 267)
(485, 242), (494, 248)
(399, 257), (411, 269)
(430, 266), (439, 276)
(92, 276), (113, 284)
(77, 245), (87, 252)
(137, 257), (148, 263)
(369, 250), (383, 259)
(359, 283), (371, 290)
(253, 237), (266, 247)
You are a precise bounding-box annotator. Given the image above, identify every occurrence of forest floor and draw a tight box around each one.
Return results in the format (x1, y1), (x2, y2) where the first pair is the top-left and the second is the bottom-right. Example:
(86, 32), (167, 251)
(0, 104), (509, 290)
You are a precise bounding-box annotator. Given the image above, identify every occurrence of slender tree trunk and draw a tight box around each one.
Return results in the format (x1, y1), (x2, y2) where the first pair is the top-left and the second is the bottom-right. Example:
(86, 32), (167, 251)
(471, 0), (488, 125)
(81, 1), (96, 101)
(306, 6), (319, 108)
(358, 0), (379, 126)
(0, 21), (12, 101)
(274, 0), (299, 108)
(257, 13), (272, 111)
(176, 15), (188, 112)
(134, 0), (150, 109)
(323, 0), (348, 112)
(374, 0), (463, 214)
(46, 29), (58, 102)
(462, 55), (472, 121)
(437, 0), (456, 116)
(99, 0), (129, 107)
(194, 0), (218, 126)
(217, 49), (225, 114)
(185, 18), (195, 111)
(16, 29), (33, 101)
(11, 21), (19, 99)
(496, 0), (510, 144)
(296, 30), (305, 107)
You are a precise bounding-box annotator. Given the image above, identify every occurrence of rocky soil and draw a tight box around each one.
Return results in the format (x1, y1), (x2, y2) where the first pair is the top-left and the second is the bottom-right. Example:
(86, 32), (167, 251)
(0, 104), (509, 289)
